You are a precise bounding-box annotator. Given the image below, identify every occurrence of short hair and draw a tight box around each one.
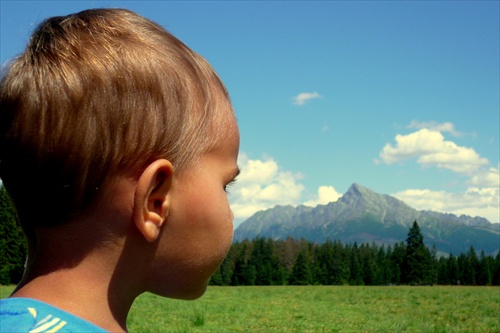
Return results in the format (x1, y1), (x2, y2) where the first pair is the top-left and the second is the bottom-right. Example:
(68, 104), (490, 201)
(0, 8), (233, 230)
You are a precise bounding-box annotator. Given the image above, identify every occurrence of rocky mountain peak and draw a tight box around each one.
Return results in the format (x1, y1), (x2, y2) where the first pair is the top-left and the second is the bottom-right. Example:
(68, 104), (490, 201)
(340, 183), (376, 205)
(338, 183), (413, 217)
(234, 183), (498, 255)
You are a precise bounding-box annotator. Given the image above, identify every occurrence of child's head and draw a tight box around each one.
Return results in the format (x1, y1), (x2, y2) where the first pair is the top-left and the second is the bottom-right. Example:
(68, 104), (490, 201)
(0, 9), (235, 235)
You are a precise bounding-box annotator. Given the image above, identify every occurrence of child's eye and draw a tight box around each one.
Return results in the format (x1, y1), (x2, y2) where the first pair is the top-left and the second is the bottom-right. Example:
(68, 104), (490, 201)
(224, 178), (238, 194)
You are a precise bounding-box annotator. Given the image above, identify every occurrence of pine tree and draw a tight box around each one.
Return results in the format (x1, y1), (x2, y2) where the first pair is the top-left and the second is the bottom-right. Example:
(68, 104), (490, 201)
(315, 240), (332, 284)
(317, 240), (348, 285)
(248, 237), (281, 285)
(289, 249), (312, 285)
(389, 242), (406, 284)
(232, 242), (256, 286)
(360, 244), (377, 285)
(447, 253), (459, 285)
(477, 250), (493, 285)
(377, 245), (391, 285)
(464, 246), (479, 285)
(349, 243), (363, 285)
(437, 256), (449, 285)
(492, 252), (500, 285)
(456, 253), (467, 285)
(428, 244), (438, 285)
(0, 186), (27, 285)
(404, 221), (432, 285)
(209, 268), (223, 285)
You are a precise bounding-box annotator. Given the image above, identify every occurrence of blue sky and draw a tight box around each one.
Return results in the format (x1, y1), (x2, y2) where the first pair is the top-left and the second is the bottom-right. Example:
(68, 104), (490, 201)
(1, 1), (499, 227)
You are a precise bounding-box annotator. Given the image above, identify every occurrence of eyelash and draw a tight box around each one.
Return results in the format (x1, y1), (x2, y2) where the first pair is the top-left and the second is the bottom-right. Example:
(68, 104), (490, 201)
(224, 178), (238, 194)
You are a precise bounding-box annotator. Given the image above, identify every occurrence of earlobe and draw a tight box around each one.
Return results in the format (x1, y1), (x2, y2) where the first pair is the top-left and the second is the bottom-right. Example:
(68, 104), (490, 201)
(133, 159), (173, 242)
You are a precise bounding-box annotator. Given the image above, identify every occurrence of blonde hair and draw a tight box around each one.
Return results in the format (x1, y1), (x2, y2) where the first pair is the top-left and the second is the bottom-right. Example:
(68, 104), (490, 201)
(0, 8), (233, 228)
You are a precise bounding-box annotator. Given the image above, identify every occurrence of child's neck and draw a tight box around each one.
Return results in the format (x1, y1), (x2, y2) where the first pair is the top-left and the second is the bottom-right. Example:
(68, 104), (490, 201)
(12, 247), (138, 332)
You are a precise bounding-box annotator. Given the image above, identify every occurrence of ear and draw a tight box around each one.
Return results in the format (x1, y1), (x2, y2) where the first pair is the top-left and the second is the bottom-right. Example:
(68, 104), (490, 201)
(133, 159), (173, 242)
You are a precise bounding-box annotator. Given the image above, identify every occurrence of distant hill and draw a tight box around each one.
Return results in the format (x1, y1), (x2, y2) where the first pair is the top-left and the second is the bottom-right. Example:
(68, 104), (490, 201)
(234, 183), (500, 255)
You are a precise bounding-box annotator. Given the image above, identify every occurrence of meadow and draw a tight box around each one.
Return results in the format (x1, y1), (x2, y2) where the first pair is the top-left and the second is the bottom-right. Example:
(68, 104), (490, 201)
(2, 285), (499, 332)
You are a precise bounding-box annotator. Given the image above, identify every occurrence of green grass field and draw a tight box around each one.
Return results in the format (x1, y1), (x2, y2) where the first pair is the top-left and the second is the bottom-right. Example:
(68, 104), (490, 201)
(2, 285), (499, 332)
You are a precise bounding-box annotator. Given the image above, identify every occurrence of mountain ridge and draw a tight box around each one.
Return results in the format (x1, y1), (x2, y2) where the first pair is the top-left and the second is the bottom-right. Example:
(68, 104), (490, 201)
(234, 183), (499, 255)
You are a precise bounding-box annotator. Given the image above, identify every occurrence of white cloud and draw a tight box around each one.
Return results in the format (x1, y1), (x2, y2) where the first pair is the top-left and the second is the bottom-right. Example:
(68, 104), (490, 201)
(468, 166), (500, 188)
(378, 128), (489, 175)
(377, 122), (498, 223)
(229, 154), (305, 226)
(304, 186), (342, 207)
(408, 120), (463, 137)
(393, 187), (500, 223)
(293, 92), (321, 106)
(232, 142), (498, 229)
(233, 154), (278, 186)
(230, 153), (345, 227)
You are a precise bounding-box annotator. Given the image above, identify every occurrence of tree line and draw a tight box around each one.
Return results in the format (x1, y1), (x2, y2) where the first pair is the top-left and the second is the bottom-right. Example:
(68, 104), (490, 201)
(210, 222), (500, 286)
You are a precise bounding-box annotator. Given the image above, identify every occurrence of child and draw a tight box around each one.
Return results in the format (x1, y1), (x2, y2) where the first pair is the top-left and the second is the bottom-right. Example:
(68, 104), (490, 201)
(0, 8), (239, 332)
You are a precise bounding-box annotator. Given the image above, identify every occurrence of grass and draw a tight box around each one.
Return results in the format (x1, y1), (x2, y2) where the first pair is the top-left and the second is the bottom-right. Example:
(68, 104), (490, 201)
(2, 285), (499, 332)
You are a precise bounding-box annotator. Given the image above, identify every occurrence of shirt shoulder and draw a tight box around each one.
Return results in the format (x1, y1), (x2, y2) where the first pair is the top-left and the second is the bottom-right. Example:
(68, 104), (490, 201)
(0, 298), (108, 333)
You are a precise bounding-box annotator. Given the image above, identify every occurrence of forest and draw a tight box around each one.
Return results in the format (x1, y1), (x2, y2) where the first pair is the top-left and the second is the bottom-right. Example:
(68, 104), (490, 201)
(210, 221), (500, 286)
(1, 186), (499, 286)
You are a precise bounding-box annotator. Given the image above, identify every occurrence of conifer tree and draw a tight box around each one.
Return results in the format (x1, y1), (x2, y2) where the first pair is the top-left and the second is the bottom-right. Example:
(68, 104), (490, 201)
(492, 252), (500, 285)
(349, 243), (363, 285)
(248, 237), (281, 285)
(232, 243), (256, 286)
(404, 221), (432, 285)
(447, 253), (459, 285)
(389, 242), (406, 284)
(465, 246), (479, 285)
(477, 250), (493, 285)
(315, 240), (333, 284)
(437, 257), (449, 285)
(377, 245), (391, 285)
(289, 249), (312, 285)
(361, 244), (377, 285)
(456, 253), (467, 285)
(0, 186), (27, 285)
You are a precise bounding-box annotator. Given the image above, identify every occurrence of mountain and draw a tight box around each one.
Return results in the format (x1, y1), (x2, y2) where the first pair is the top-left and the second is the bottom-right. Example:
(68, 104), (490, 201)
(234, 183), (500, 255)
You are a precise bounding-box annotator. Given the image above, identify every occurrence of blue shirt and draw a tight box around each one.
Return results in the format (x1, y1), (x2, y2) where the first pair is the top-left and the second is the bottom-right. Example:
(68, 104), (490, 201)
(0, 298), (108, 333)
